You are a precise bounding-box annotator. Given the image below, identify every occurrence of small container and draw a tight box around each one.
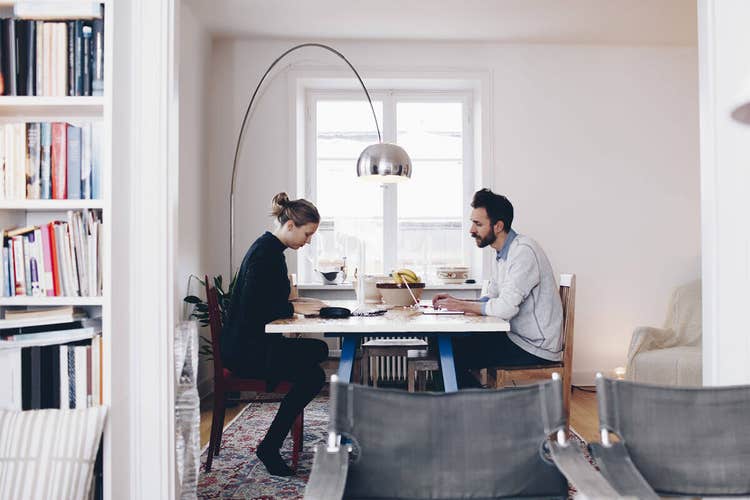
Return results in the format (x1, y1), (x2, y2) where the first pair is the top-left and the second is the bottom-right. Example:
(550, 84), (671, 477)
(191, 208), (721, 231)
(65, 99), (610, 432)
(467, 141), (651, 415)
(435, 266), (470, 284)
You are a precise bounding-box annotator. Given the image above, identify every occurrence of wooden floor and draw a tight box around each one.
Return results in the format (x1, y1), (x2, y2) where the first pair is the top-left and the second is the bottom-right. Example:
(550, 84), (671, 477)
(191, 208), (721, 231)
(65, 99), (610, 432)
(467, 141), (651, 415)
(200, 386), (599, 449)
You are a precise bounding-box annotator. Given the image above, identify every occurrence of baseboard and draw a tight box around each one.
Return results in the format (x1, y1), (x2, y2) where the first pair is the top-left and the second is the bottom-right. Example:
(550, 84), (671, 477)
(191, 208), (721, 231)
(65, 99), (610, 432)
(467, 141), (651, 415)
(572, 370), (606, 386)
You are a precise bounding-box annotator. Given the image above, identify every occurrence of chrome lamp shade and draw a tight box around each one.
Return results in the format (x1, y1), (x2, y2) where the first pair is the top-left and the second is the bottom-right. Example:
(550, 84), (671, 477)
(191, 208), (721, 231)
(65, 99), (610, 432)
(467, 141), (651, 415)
(356, 142), (412, 182)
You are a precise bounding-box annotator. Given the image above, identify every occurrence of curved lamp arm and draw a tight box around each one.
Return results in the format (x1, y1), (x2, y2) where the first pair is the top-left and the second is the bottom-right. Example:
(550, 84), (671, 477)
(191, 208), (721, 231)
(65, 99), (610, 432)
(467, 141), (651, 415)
(229, 43), (381, 274)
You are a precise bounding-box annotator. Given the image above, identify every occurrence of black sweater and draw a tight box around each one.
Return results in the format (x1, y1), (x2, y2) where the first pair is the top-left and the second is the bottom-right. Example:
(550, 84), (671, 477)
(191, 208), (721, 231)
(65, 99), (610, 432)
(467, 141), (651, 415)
(221, 232), (295, 370)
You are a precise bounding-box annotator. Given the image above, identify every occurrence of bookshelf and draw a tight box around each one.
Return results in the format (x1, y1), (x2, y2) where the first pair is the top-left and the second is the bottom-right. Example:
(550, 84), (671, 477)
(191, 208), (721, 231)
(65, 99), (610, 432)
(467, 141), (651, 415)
(0, 1), (112, 499)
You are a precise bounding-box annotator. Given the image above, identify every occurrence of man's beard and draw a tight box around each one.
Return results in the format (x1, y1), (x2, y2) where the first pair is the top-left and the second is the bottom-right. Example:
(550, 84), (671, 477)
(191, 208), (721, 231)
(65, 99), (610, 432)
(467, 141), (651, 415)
(472, 231), (496, 248)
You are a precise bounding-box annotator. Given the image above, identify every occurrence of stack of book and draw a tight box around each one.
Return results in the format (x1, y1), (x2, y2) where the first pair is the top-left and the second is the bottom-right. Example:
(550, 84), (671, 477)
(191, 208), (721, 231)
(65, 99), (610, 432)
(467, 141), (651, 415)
(1, 209), (102, 297)
(0, 13), (105, 97)
(0, 121), (103, 200)
(0, 306), (102, 411)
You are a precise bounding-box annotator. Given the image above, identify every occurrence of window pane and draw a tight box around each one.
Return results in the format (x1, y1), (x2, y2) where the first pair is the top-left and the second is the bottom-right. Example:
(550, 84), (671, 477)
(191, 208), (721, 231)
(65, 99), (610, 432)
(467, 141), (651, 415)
(397, 102), (467, 281)
(313, 100), (384, 276)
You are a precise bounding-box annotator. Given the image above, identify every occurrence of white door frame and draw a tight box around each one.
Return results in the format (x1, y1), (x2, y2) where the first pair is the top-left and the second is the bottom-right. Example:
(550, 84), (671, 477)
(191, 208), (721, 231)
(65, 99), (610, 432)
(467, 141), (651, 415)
(111, 0), (178, 497)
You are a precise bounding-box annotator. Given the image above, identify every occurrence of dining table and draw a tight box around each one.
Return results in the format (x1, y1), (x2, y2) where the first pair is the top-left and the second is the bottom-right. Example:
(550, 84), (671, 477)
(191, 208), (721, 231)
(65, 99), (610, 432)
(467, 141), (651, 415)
(266, 300), (510, 392)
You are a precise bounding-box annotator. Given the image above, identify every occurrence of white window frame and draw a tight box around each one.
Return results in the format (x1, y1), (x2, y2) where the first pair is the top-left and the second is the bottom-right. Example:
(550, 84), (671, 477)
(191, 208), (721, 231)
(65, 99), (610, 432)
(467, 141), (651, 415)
(300, 88), (475, 284)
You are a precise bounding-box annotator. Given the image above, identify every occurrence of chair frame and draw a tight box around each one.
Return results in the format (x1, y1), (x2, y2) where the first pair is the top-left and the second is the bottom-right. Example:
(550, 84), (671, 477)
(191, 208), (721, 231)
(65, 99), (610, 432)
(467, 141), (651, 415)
(304, 374), (617, 500)
(489, 273), (576, 419)
(203, 275), (303, 472)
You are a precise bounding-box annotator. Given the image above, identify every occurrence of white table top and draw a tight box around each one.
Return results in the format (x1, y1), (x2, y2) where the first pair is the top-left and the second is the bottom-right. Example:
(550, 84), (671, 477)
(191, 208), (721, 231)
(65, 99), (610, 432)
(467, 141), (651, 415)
(265, 300), (510, 334)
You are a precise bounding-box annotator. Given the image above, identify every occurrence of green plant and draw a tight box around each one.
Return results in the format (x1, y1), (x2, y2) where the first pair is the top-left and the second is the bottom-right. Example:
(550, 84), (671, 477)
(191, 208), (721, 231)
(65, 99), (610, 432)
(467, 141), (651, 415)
(183, 273), (238, 358)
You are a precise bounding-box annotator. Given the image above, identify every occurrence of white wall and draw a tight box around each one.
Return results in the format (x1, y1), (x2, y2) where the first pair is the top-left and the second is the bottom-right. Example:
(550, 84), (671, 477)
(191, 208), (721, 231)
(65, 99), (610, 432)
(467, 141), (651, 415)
(178, 5), (212, 394)
(204, 38), (700, 384)
(698, 0), (750, 385)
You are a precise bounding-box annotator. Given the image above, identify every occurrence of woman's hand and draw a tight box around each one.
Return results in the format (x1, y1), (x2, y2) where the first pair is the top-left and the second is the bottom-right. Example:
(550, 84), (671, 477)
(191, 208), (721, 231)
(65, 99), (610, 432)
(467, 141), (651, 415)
(293, 298), (326, 316)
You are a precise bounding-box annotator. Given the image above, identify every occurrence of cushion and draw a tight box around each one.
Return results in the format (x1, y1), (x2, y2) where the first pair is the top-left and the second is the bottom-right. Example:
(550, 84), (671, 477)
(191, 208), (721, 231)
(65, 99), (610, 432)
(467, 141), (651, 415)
(0, 406), (107, 500)
(630, 346), (702, 386)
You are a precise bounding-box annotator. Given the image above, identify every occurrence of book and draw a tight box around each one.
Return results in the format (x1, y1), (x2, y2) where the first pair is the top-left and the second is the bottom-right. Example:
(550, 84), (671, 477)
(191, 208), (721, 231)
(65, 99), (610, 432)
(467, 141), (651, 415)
(40, 122), (52, 198)
(4, 305), (81, 320)
(0, 348), (22, 411)
(0, 325), (98, 346)
(2, 19), (17, 96)
(40, 226), (54, 296)
(66, 124), (81, 199)
(91, 17), (104, 96)
(81, 123), (92, 199)
(26, 122), (41, 199)
(51, 122), (67, 198)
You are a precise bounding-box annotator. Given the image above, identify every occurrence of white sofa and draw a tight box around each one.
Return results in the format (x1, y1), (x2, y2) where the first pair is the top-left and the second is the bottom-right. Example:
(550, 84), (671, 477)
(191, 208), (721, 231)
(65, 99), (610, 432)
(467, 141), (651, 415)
(626, 280), (702, 386)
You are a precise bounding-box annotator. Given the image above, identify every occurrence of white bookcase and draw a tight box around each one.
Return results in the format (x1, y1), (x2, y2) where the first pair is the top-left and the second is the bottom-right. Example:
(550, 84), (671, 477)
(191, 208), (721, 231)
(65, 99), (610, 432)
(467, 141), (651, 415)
(0, 1), (112, 498)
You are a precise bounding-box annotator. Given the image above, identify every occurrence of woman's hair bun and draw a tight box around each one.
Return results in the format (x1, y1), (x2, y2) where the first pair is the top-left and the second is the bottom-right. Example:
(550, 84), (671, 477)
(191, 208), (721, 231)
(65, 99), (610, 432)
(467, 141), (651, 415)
(271, 192), (290, 216)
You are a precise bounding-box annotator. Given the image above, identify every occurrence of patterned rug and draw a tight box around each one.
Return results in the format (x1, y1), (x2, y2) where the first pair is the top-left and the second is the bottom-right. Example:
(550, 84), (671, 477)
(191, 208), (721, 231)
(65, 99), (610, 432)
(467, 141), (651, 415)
(198, 395), (594, 499)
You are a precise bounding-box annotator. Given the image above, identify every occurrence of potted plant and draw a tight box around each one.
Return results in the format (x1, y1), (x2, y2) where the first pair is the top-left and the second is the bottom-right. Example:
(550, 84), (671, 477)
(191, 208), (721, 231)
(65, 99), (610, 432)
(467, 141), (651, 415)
(183, 274), (237, 358)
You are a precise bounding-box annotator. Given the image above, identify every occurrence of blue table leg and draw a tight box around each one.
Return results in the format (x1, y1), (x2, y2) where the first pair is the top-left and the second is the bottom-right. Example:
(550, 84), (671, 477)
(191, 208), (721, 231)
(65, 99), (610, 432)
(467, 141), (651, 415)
(337, 336), (356, 383)
(437, 335), (458, 392)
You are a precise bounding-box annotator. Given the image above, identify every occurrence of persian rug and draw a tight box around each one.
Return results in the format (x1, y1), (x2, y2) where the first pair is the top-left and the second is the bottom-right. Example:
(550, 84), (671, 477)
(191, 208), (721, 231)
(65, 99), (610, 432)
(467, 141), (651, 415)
(198, 395), (595, 499)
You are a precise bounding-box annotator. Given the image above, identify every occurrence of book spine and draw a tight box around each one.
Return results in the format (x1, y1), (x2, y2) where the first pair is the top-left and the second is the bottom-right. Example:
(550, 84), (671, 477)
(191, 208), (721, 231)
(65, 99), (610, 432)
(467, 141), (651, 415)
(15, 21), (28, 96)
(32, 228), (45, 296)
(51, 122), (67, 199)
(13, 124), (26, 200)
(82, 24), (92, 96)
(26, 122), (41, 199)
(27, 230), (41, 296)
(6, 241), (14, 297)
(0, 246), (6, 297)
(40, 226), (54, 296)
(67, 346), (75, 408)
(5, 20), (17, 96)
(12, 236), (25, 296)
(22, 235), (31, 295)
(25, 21), (35, 96)
(68, 21), (76, 96)
(92, 17), (104, 96)
(91, 123), (102, 199)
(74, 345), (86, 409)
(36, 21), (43, 97)
(80, 123), (92, 199)
(59, 345), (69, 409)
(30, 346), (41, 409)
(66, 125), (81, 200)
(40, 122), (51, 199)
(47, 222), (60, 296)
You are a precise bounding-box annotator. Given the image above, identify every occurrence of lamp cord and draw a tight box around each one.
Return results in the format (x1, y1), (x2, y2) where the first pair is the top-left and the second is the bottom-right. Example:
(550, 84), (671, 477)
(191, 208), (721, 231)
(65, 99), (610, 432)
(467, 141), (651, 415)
(229, 43), (381, 274)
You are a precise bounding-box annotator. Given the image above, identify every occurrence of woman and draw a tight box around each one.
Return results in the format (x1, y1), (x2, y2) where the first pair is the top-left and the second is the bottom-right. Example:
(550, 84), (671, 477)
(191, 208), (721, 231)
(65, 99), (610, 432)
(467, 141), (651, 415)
(221, 192), (328, 476)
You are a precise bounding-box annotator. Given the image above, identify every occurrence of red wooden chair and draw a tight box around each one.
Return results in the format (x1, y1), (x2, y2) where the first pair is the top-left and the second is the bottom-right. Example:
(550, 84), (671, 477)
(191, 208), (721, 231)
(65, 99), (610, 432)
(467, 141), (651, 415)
(204, 276), (303, 472)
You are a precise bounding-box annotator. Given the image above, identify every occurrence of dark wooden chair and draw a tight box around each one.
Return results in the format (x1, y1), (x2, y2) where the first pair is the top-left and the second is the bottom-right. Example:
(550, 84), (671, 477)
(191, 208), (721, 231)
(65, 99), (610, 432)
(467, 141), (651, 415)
(203, 276), (303, 472)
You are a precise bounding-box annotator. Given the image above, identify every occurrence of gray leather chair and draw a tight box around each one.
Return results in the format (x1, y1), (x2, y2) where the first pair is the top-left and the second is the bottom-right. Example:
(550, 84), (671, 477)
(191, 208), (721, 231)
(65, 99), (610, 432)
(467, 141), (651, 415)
(590, 374), (750, 498)
(305, 375), (616, 500)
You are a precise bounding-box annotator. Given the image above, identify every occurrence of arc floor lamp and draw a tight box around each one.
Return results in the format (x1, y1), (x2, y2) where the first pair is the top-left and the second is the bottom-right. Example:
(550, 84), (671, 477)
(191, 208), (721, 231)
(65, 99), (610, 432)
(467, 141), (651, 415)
(229, 43), (412, 273)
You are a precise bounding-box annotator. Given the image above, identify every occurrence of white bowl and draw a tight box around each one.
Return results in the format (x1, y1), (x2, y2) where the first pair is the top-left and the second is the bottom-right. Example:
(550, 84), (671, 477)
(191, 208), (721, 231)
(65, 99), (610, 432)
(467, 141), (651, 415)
(435, 266), (469, 284)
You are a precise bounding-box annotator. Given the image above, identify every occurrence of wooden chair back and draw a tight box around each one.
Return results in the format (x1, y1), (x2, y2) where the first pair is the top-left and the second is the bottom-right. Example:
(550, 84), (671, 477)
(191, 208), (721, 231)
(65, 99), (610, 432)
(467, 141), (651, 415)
(204, 275), (225, 381)
(492, 273), (576, 420)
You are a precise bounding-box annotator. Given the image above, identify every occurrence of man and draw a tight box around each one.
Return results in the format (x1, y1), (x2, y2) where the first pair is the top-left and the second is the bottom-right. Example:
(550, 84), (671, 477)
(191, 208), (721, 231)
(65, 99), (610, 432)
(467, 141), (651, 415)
(433, 189), (563, 388)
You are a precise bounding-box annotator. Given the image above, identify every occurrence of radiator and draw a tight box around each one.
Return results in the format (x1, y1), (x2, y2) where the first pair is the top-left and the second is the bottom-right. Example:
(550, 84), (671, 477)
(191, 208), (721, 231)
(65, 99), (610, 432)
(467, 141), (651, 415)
(361, 336), (433, 385)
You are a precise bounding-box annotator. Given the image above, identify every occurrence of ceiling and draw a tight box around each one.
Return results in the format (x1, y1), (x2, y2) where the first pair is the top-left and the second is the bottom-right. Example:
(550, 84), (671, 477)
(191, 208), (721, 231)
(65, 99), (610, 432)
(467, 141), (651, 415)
(184, 0), (697, 46)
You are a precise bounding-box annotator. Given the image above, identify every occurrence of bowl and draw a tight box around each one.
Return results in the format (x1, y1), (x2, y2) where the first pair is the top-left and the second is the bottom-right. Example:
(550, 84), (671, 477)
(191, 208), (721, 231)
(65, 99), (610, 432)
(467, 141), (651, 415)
(435, 266), (470, 284)
(317, 270), (344, 285)
(376, 282), (426, 306)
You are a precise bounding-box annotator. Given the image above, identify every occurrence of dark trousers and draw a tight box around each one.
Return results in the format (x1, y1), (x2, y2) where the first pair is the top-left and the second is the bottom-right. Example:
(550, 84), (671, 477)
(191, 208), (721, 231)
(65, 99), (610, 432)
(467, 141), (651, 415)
(451, 333), (556, 389)
(233, 336), (329, 450)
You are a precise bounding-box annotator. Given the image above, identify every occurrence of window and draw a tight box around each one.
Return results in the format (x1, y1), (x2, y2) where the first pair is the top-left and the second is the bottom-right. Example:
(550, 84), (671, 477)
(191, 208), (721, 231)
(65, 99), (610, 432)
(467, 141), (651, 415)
(301, 89), (473, 284)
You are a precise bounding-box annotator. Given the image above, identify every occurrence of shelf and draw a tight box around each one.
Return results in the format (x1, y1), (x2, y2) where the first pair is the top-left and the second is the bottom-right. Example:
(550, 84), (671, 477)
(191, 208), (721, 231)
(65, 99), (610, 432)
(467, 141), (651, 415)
(0, 96), (104, 118)
(0, 199), (103, 210)
(0, 296), (104, 306)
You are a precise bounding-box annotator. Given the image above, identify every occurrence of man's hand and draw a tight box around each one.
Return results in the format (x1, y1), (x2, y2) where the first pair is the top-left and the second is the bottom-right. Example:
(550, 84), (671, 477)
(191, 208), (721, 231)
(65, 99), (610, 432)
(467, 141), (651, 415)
(434, 296), (484, 316)
(432, 293), (456, 308)
(292, 298), (326, 316)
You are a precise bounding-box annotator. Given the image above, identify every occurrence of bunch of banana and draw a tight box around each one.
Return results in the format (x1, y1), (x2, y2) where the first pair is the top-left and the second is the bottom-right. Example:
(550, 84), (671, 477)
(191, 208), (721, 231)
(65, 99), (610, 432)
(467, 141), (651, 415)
(392, 268), (420, 284)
